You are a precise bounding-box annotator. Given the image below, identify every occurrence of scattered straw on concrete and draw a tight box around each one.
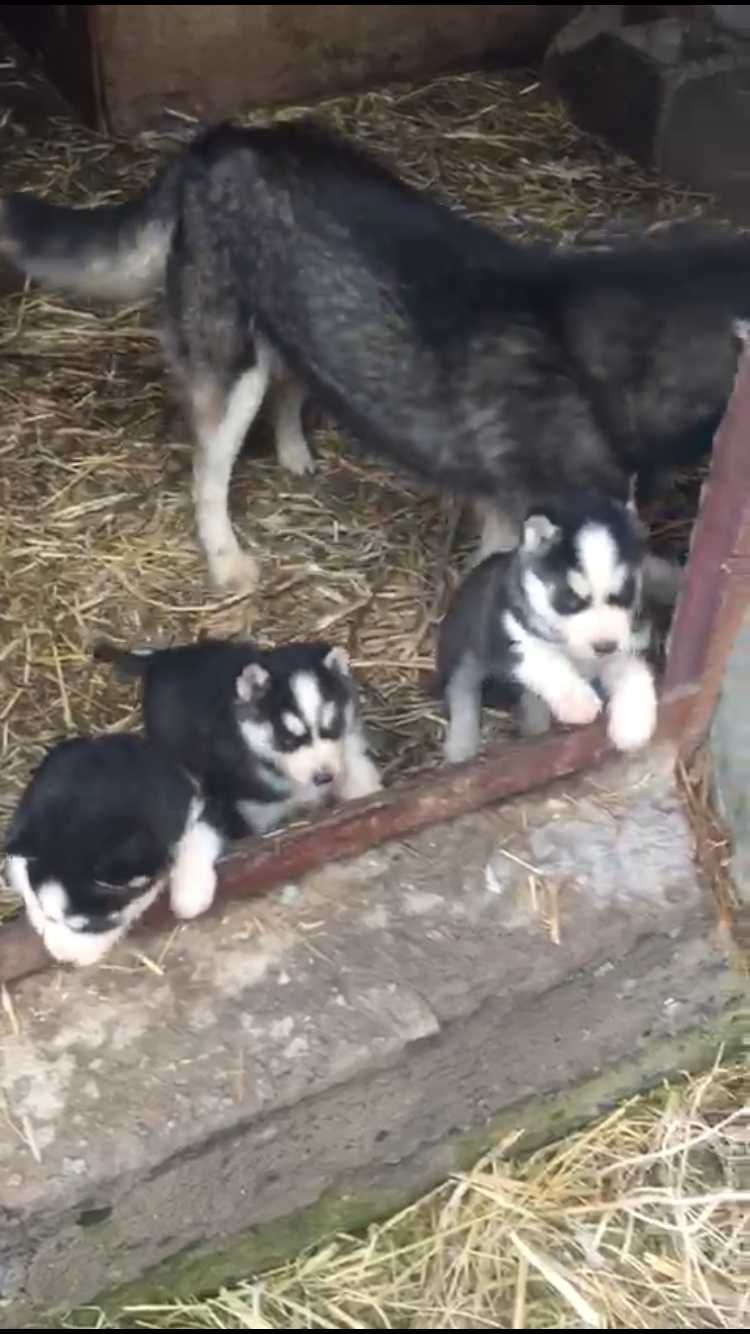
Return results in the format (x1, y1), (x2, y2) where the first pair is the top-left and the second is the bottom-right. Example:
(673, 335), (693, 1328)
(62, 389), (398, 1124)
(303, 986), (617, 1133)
(0, 50), (723, 919)
(66, 1059), (749, 1329)
(679, 750), (750, 970)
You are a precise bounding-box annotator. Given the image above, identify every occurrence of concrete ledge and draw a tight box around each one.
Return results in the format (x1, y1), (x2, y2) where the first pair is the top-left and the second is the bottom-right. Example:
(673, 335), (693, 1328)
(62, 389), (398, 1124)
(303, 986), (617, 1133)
(1, 746), (745, 1325)
(92, 1007), (745, 1320)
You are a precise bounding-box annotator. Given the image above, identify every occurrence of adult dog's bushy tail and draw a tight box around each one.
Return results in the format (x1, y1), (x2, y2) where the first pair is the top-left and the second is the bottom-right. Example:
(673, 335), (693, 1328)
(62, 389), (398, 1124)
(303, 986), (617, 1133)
(0, 156), (183, 302)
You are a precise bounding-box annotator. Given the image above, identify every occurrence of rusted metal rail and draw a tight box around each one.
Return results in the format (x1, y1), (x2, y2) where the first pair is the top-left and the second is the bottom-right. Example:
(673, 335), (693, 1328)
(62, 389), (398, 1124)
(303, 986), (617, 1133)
(663, 346), (750, 743)
(3, 351), (750, 988)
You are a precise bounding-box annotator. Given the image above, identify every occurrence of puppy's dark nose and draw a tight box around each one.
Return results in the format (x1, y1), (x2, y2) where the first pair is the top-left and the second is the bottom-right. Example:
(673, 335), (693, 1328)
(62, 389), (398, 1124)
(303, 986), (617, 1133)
(313, 768), (334, 787)
(592, 639), (618, 656)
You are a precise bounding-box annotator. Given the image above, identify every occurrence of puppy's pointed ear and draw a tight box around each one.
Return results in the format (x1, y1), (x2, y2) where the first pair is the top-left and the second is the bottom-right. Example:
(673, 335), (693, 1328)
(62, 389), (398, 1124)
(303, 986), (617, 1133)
(324, 646), (351, 677)
(522, 513), (560, 554)
(236, 663), (270, 704)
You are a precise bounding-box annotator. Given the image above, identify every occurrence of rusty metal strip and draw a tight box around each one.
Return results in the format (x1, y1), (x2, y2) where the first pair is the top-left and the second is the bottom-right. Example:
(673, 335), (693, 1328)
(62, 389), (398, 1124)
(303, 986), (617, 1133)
(5, 347), (750, 989)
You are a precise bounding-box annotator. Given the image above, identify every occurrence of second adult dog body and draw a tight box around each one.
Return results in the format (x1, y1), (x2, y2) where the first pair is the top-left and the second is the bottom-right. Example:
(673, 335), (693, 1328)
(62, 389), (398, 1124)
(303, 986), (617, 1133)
(95, 638), (382, 837)
(1, 122), (745, 590)
(437, 492), (657, 762)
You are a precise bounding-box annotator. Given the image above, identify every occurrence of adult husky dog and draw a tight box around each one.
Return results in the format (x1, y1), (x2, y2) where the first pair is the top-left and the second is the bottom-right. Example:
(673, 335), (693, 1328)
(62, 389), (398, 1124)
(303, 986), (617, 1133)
(1, 122), (742, 591)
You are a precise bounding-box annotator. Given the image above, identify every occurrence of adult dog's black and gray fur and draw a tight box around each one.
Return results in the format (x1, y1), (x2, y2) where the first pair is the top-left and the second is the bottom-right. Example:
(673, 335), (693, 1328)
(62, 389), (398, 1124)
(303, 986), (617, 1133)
(1, 121), (746, 591)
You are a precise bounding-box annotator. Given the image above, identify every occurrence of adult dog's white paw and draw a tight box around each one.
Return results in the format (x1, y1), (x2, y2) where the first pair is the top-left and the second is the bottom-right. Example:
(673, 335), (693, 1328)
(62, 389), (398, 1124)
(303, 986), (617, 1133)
(277, 434), (316, 476)
(209, 547), (260, 595)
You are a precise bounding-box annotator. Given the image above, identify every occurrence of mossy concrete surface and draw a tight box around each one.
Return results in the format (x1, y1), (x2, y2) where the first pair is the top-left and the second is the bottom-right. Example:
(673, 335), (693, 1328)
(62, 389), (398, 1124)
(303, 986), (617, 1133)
(1, 746), (746, 1326)
(84, 1006), (747, 1323)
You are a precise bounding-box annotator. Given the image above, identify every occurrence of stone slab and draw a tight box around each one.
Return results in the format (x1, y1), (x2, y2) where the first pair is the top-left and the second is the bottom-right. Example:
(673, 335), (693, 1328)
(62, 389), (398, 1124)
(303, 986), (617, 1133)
(546, 6), (750, 220)
(1, 746), (744, 1324)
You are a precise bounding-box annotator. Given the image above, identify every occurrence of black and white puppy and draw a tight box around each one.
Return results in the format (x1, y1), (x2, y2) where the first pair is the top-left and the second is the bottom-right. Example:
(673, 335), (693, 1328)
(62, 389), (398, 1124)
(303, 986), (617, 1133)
(5, 734), (222, 966)
(94, 638), (382, 838)
(437, 491), (658, 763)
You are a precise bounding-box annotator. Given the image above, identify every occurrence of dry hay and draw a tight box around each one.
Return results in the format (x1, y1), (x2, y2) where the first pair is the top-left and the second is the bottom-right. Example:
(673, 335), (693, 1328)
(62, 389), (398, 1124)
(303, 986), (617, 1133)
(679, 750), (750, 970)
(65, 1059), (749, 1329)
(0, 50), (723, 919)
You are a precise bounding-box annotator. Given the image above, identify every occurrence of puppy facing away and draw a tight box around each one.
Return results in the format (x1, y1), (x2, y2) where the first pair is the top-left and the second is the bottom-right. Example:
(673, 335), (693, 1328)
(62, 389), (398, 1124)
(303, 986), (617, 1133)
(94, 638), (382, 838)
(437, 491), (658, 763)
(5, 734), (223, 967)
(2, 121), (748, 592)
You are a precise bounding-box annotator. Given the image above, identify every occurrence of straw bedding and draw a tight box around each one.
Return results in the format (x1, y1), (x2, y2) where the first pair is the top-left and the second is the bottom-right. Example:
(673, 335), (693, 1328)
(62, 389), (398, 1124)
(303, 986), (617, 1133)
(0, 53), (719, 920)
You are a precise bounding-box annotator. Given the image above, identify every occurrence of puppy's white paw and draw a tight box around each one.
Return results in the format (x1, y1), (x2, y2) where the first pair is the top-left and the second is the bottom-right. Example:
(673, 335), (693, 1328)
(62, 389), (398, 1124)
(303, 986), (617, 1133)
(43, 921), (124, 968)
(516, 692), (552, 738)
(208, 547), (260, 594)
(607, 662), (658, 752)
(169, 865), (217, 920)
(169, 818), (222, 919)
(277, 434), (315, 477)
(552, 682), (602, 728)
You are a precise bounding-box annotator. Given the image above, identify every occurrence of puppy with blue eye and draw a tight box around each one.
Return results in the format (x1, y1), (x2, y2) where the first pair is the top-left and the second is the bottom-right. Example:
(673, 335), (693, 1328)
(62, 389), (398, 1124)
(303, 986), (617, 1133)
(94, 638), (382, 839)
(437, 489), (659, 763)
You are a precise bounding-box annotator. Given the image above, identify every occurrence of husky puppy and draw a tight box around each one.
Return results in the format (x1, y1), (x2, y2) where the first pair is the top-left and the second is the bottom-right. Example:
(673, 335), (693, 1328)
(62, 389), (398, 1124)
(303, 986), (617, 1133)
(94, 638), (382, 838)
(5, 734), (222, 966)
(1, 121), (739, 591)
(437, 491), (658, 763)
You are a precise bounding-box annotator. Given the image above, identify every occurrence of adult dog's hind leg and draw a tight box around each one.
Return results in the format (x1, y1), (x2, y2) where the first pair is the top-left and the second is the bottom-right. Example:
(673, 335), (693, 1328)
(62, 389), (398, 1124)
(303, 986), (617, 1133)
(641, 552), (683, 607)
(163, 211), (272, 594)
(268, 373), (315, 476)
(189, 344), (272, 592)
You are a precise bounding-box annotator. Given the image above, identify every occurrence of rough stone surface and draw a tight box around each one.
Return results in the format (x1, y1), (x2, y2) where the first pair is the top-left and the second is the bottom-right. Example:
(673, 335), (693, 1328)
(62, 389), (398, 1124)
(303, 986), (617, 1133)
(546, 6), (750, 220)
(712, 6), (750, 41)
(0, 746), (742, 1325)
(711, 606), (750, 906)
